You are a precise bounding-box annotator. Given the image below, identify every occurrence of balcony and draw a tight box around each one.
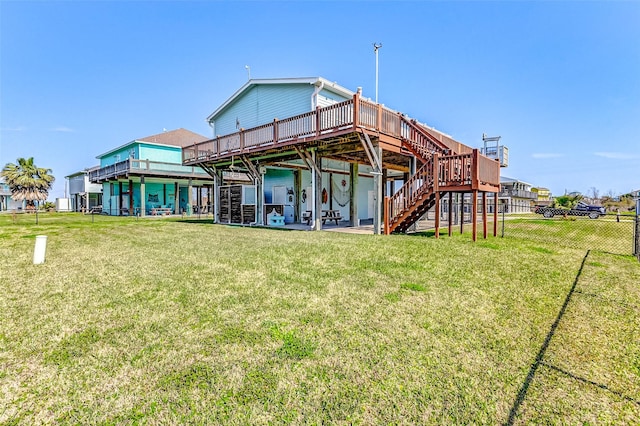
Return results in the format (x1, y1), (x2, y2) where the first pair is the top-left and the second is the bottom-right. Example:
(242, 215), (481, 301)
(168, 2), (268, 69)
(89, 158), (211, 183)
(499, 189), (537, 199)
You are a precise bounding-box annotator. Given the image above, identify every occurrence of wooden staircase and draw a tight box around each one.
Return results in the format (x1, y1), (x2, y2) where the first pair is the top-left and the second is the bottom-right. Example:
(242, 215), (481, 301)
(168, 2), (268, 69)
(386, 118), (452, 234)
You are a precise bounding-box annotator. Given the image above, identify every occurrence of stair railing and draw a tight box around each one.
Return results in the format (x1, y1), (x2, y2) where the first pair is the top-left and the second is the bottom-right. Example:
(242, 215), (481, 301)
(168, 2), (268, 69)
(388, 155), (436, 228)
(400, 116), (451, 160)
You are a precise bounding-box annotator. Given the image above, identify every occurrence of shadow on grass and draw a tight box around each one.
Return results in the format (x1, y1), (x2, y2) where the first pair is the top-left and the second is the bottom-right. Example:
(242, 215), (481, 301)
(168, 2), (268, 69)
(505, 250), (590, 425)
(539, 361), (640, 407)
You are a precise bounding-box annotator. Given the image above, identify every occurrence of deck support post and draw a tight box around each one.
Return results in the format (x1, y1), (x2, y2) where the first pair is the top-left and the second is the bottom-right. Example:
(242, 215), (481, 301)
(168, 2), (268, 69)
(433, 153), (440, 238)
(312, 150), (322, 231)
(128, 179), (133, 216)
(448, 192), (453, 237)
(482, 192), (487, 239)
(188, 179), (193, 216)
(410, 155), (417, 176)
(434, 191), (441, 238)
(118, 181), (123, 216)
(140, 177), (146, 217)
(212, 171), (220, 222)
(256, 170), (264, 226)
(373, 143), (383, 235)
(383, 196), (390, 235)
(174, 182), (179, 216)
(460, 193), (464, 234)
(294, 169), (301, 223)
(472, 190), (478, 242)
(349, 162), (359, 226)
(493, 191), (498, 237)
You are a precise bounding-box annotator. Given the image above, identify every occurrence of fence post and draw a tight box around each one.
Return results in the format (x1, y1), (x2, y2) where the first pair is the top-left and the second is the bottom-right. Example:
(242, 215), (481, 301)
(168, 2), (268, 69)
(501, 202), (505, 238)
(635, 214), (640, 259)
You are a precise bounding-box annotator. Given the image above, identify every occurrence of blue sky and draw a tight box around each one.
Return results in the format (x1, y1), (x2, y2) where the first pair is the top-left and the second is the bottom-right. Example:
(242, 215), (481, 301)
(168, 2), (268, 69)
(1, 0), (639, 200)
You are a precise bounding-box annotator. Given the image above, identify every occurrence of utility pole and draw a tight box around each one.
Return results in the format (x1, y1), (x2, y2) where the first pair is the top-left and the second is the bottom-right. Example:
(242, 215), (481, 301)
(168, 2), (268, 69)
(373, 43), (382, 104)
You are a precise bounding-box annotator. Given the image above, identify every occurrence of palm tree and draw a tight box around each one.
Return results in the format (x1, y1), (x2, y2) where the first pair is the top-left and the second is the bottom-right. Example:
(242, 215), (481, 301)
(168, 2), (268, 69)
(1, 157), (55, 223)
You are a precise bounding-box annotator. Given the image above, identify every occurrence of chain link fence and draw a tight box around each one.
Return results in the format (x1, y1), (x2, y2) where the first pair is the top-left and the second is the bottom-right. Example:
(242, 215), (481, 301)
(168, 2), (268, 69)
(498, 208), (638, 257)
(419, 201), (639, 258)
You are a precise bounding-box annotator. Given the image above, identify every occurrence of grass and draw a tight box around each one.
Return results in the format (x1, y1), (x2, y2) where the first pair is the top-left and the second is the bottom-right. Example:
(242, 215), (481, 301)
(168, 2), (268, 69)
(0, 212), (638, 424)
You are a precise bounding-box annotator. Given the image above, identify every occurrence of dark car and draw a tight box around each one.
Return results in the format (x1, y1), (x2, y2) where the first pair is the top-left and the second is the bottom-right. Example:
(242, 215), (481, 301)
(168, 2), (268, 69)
(574, 201), (606, 218)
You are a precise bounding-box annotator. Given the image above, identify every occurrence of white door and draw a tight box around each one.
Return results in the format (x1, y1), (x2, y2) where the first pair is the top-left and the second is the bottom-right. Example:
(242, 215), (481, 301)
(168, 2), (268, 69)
(273, 185), (287, 205)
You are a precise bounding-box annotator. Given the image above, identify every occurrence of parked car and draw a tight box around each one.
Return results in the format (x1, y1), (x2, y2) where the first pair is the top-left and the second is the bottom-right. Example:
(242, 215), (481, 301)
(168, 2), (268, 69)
(535, 202), (605, 219)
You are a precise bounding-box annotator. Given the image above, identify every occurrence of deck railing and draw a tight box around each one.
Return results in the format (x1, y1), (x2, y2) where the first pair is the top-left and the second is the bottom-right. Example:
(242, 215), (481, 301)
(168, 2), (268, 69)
(388, 150), (499, 230)
(184, 95), (403, 164)
(438, 152), (473, 187)
(89, 158), (210, 182)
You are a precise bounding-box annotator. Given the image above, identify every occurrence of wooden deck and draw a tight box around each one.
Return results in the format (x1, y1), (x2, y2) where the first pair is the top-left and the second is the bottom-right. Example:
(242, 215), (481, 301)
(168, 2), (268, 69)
(183, 94), (499, 190)
(183, 92), (501, 236)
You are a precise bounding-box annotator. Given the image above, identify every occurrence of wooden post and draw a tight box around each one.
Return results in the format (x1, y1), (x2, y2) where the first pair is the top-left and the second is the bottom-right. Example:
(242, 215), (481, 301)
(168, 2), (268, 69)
(128, 179), (133, 215)
(315, 107), (321, 137)
(140, 177), (146, 217)
(273, 118), (279, 143)
(384, 196), (390, 235)
(188, 179), (193, 216)
(118, 181), (123, 216)
(433, 153), (440, 238)
(448, 191), (453, 237)
(472, 149), (479, 190)
(294, 169), (301, 223)
(377, 104), (383, 132)
(482, 191), (487, 239)
(313, 151), (322, 231)
(352, 93), (360, 131)
(434, 191), (440, 239)
(174, 182), (179, 216)
(460, 193), (464, 234)
(256, 170), (264, 225)
(373, 144), (383, 235)
(493, 191), (498, 237)
(349, 162), (359, 227)
(472, 190), (478, 242)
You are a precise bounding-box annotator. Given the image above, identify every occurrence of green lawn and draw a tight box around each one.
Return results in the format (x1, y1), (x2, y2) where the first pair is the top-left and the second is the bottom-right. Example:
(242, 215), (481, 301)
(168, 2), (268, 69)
(1, 213), (638, 424)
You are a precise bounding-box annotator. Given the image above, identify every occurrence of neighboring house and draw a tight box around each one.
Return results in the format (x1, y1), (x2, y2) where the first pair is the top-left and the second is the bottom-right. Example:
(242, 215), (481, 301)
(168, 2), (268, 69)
(65, 167), (104, 212)
(532, 187), (552, 206)
(184, 77), (502, 237)
(88, 128), (215, 216)
(0, 179), (25, 212)
(499, 177), (538, 213)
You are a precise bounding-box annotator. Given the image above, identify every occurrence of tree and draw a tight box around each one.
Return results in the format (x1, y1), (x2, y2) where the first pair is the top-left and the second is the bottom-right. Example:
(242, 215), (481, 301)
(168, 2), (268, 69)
(552, 193), (582, 209)
(1, 157), (55, 222)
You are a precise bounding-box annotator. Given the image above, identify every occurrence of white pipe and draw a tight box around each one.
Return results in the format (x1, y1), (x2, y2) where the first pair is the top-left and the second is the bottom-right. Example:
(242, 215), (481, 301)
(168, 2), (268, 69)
(311, 81), (324, 110)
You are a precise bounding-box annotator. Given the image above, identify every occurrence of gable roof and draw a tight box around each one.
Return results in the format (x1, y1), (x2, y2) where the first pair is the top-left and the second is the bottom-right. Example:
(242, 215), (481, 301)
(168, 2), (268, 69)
(97, 128), (209, 158)
(207, 77), (355, 122)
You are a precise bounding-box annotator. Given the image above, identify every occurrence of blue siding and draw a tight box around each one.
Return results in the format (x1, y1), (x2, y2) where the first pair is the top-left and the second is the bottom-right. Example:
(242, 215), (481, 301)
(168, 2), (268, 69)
(317, 87), (350, 108)
(213, 84), (314, 136)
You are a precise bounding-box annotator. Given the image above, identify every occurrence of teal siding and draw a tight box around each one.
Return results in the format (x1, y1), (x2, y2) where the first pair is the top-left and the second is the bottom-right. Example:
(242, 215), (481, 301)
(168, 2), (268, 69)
(100, 144), (137, 167)
(213, 84), (314, 136)
(138, 144), (182, 163)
